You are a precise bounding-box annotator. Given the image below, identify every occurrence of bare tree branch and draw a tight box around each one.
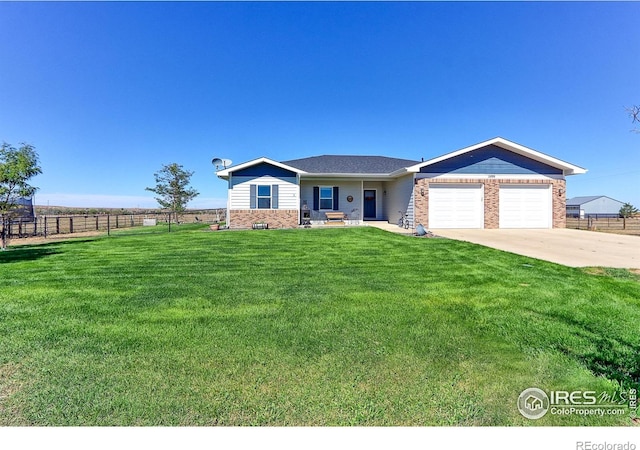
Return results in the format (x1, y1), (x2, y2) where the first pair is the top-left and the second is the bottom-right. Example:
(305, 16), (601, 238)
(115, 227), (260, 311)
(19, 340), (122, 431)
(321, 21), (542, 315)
(626, 105), (640, 133)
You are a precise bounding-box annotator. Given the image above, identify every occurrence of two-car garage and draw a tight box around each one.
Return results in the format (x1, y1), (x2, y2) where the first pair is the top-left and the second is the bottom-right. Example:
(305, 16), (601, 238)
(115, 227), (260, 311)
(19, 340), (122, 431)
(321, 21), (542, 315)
(408, 138), (585, 230)
(427, 183), (552, 229)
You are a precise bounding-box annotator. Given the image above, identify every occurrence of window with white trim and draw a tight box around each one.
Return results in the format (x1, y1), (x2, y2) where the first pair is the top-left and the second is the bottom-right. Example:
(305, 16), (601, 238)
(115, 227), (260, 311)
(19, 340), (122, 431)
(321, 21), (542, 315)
(319, 187), (333, 210)
(250, 184), (279, 209)
(257, 185), (272, 209)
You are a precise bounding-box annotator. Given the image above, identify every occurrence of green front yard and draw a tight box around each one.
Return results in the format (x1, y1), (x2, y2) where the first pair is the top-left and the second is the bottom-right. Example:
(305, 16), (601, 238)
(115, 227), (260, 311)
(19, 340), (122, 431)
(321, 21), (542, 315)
(0, 225), (638, 425)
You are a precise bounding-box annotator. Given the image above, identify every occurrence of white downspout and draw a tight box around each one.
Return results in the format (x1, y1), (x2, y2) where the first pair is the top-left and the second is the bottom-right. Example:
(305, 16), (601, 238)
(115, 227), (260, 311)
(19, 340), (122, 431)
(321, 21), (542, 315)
(227, 173), (232, 227)
(361, 180), (364, 223)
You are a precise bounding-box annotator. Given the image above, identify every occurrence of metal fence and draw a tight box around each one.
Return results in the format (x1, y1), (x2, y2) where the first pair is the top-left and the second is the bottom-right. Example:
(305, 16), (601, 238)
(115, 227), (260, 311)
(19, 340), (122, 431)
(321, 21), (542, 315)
(7, 212), (638, 238)
(566, 216), (640, 231)
(6, 211), (226, 239)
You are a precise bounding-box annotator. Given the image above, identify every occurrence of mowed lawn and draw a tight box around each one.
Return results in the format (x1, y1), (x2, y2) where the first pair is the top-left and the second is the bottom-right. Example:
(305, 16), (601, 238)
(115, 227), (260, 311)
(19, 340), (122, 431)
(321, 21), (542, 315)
(0, 225), (638, 426)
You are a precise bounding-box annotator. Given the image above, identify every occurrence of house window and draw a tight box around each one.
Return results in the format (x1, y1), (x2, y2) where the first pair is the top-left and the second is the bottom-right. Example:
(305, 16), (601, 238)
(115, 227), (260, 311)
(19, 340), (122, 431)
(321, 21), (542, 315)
(250, 184), (279, 209)
(313, 186), (339, 211)
(319, 187), (333, 210)
(257, 185), (271, 209)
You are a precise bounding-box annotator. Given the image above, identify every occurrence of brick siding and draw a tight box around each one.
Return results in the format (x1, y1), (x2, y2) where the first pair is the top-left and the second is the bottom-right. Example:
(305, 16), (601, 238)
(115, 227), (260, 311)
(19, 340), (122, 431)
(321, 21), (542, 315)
(229, 209), (299, 229)
(552, 180), (567, 228)
(414, 178), (566, 229)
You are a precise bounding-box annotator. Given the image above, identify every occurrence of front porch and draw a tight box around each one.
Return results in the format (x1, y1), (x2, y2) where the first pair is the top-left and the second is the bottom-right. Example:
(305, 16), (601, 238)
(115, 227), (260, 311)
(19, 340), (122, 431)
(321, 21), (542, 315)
(298, 177), (414, 225)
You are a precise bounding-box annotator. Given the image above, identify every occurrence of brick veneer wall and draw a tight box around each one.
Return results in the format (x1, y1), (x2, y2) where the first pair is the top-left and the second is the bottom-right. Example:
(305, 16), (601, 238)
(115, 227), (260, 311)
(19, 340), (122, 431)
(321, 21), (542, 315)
(414, 178), (567, 229)
(229, 209), (299, 229)
(552, 180), (567, 228)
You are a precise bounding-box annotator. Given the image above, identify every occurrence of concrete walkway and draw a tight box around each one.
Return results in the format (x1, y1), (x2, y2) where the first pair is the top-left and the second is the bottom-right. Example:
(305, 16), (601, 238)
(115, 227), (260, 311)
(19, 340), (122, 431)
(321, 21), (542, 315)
(429, 228), (640, 269)
(364, 221), (415, 236)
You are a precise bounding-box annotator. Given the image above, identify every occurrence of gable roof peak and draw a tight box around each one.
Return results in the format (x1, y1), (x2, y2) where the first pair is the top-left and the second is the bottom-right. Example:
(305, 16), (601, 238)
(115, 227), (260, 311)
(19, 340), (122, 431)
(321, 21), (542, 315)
(567, 195), (623, 205)
(406, 137), (587, 176)
(216, 156), (305, 178)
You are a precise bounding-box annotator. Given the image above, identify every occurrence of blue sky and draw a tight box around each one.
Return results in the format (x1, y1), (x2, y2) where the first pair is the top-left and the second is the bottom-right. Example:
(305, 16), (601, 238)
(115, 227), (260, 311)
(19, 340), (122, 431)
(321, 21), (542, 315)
(1, 2), (639, 209)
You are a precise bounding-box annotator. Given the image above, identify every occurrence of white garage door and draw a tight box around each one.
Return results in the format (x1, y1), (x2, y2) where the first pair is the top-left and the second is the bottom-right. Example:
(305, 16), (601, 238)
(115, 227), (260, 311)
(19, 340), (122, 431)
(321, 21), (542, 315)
(429, 184), (484, 228)
(499, 184), (551, 228)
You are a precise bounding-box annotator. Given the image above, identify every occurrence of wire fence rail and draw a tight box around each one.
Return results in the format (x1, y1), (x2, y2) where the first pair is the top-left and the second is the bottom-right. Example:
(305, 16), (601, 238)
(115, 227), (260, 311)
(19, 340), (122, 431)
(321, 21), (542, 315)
(6, 213), (639, 240)
(566, 216), (640, 231)
(6, 211), (225, 239)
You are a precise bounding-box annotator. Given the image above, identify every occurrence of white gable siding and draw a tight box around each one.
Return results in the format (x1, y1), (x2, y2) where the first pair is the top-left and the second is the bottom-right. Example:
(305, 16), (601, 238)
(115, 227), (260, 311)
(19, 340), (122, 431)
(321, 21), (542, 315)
(230, 176), (299, 210)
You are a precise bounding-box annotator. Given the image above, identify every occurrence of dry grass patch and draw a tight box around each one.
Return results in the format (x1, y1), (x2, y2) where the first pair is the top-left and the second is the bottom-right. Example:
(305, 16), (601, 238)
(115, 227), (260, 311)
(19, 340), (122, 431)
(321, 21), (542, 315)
(582, 267), (640, 281)
(0, 362), (28, 426)
(7, 230), (107, 247)
(600, 230), (640, 237)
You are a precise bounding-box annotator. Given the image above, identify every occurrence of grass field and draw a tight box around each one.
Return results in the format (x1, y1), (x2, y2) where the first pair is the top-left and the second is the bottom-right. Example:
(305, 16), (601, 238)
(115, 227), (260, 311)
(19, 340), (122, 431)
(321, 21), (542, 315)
(0, 225), (638, 426)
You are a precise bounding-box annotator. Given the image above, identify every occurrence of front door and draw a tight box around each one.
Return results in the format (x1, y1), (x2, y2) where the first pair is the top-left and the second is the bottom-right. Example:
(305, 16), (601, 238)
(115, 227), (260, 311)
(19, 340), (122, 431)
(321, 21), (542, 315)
(364, 190), (376, 219)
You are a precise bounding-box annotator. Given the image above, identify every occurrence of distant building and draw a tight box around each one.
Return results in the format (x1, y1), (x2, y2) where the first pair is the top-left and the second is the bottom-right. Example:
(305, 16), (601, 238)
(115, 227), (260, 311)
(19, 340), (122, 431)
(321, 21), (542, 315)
(566, 196), (625, 218)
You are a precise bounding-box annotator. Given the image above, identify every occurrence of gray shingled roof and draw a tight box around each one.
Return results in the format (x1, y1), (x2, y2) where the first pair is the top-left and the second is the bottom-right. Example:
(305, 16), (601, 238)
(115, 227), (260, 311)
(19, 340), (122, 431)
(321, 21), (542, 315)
(282, 155), (420, 174)
(567, 196), (618, 205)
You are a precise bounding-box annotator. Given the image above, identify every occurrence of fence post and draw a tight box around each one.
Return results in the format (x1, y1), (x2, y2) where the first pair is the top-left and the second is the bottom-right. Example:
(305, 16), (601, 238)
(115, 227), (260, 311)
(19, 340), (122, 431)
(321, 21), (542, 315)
(69, 217), (73, 234)
(44, 216), (48, 238)
(96, 216), (99, 231)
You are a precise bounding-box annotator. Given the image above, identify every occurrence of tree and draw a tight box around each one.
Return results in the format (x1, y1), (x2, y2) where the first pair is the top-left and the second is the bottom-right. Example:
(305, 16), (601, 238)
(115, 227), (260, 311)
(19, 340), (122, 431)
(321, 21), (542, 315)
(145, 163), (199, 225)
(619, 202), (639, 230)
(627, 105), (640, 133)
(0, 142), (42, 249)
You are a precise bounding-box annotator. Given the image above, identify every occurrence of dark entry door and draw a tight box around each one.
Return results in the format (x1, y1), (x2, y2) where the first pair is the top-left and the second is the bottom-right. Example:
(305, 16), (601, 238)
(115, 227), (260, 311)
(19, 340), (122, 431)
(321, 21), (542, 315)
(363, 190), (376, 218)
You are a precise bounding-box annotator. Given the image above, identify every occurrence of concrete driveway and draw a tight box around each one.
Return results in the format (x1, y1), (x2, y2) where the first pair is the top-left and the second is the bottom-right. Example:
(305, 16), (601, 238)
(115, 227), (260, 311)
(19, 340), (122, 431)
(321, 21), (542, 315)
(429, 228), (640, 269)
